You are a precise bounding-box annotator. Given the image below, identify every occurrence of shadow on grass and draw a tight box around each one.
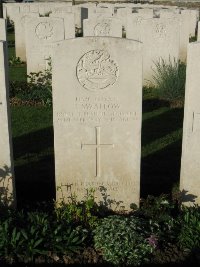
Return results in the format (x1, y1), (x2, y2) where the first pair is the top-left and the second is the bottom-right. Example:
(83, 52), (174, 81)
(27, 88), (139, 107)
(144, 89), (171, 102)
(13, 127), (55, 209)
(142, 107), (184, 147)
(13, 127), (54, 159)
(141, 106), (184, 197)
(143, 97), (170, 113)
(141, 139), (182, 198)
(15, 155), (55, 209)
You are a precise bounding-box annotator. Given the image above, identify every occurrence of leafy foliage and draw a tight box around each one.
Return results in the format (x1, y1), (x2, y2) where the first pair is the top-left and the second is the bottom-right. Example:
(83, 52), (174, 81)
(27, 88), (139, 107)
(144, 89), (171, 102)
(152, 58), (186, 105)
(9, 56), (24, 66)
(178, 205), (200, 250)
(55, 188), (98, 229)
(10, 59), (52, 106)
(139, 194), (181, 248)
(93, 215), (154, 266)
(0, 209), (87, 263)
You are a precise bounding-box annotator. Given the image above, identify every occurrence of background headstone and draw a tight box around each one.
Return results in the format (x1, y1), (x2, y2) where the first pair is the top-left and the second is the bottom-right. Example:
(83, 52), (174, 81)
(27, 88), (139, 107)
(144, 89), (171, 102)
(0, 41), (16, 207)
(13, 12), (38, 61)
(115, 7), (132, 29)
(50, 12), (75, 39)
(180, 42), (200, 206)
(53, 37), (142, 210)
(181, 9), (199, 37)
(126, 17), (180, 85)
(25, 17), (65, 74)
(83, 17), (122, 37)
(0, 18), (6, 41)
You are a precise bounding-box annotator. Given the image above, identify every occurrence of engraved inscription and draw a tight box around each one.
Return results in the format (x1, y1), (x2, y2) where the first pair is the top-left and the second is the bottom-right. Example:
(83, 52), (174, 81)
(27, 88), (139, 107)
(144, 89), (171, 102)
(60, 180), (137, 193)
(81, 126), (114, 177)
(94, 22), (111, 36)
(76, 50), (119, 91)
(154, 23), (167, 39)
(35, 22), (54, 40)
(57, 96), (138, 124)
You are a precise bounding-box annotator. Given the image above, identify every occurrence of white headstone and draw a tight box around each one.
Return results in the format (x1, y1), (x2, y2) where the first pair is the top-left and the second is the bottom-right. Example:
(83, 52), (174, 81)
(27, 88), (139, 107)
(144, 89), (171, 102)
(72, 6), (88, 29)
(116, 7), (132, 29)
(181, 9), (199, 37)
(198, 21), (200, 41)
(159, 12), (189, 62)
(83, 17), (122, 37)
(53, 37), (142, 210)
(0, 41), (16, 207)
(180, 41), (200, 205)
(88, 7), (113, 20)
(137, 8), (154, 17)
(13, 12), (38, 61)
(0, 19), (6, 41)
(50, 12), (75, 39)
(126, 17), (180, 85)
(25, 17), (65, 74)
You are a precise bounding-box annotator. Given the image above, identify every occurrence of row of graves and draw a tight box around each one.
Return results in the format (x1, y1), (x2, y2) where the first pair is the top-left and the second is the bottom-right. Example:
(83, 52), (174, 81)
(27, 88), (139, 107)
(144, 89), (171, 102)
(3, 2), (200, 84)
(0, 2), (200, 209)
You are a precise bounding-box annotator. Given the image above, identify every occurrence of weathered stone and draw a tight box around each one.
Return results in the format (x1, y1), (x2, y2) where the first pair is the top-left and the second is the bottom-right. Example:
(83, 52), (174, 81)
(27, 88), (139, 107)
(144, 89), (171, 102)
(126, 17), (180, 85)
(83, 17), (122, 37)
(0, 41), (16, 207)
(0, 19), (6, 41)
(53, 37), (142, 210)
(180, 41), (200, 206)
(25, 16), (65, 74)
(13, 12), (38, 61)
(50, 12), (75, 39)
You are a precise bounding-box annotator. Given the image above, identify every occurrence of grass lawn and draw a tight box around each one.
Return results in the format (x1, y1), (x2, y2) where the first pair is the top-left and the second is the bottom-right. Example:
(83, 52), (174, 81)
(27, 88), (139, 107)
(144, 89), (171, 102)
(7, 33), (184, 208)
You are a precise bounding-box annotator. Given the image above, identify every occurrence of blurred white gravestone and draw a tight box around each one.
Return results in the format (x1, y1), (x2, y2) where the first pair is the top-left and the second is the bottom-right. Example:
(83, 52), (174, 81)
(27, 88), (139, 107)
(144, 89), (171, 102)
(53, 37), (142, 211)
(0, 19), (6, 41)
(49, 12), (75, 39)
(181, 9), (199, 38)
(126, 17), (180, 85)
(115, 7), (132, 29)
(13, 12), (38, 61)
(198, 22), (200, 41)
(83, 17), (122, 37)
(25, 17), (65, 74)
(0, 41), (16, 207)
(180, 42), (200, 206)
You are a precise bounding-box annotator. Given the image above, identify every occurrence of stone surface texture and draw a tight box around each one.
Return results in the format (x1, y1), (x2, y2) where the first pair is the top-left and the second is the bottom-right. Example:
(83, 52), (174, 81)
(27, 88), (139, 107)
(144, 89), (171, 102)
(25, 16), (65, 74)
(0, 19), (6, 41)
(0, 41), (16, 207)
(180, 42), (200, 206)
(83, 17), (122, 37)
(53, 37), (142, 210)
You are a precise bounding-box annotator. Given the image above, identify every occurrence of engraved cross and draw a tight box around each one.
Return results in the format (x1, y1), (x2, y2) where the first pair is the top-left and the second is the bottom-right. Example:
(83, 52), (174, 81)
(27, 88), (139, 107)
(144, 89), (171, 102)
(81, 126), (114, 177)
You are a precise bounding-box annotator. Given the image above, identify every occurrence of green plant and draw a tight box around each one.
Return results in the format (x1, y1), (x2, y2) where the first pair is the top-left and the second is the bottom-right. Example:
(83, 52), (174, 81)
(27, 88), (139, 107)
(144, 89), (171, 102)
(139, 194), (176, 222)
(189, 36), (197, 42)
(26, 59), (52, 106)
(9, 59), (52, 106)
(9, 56), (24, 66)
(178, 205), (200, 250)
(55, 188), (98, 228)
(151, 58), (186, 105)
(139, 195), (180, 248)
(49, 224), (87, 255)
(93, 215), (154, 266)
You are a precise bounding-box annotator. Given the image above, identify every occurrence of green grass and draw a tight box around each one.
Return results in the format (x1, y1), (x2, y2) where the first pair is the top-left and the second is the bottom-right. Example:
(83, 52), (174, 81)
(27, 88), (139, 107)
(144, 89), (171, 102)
(7, 33), (27, 82)
(7, 32), (184, 207)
